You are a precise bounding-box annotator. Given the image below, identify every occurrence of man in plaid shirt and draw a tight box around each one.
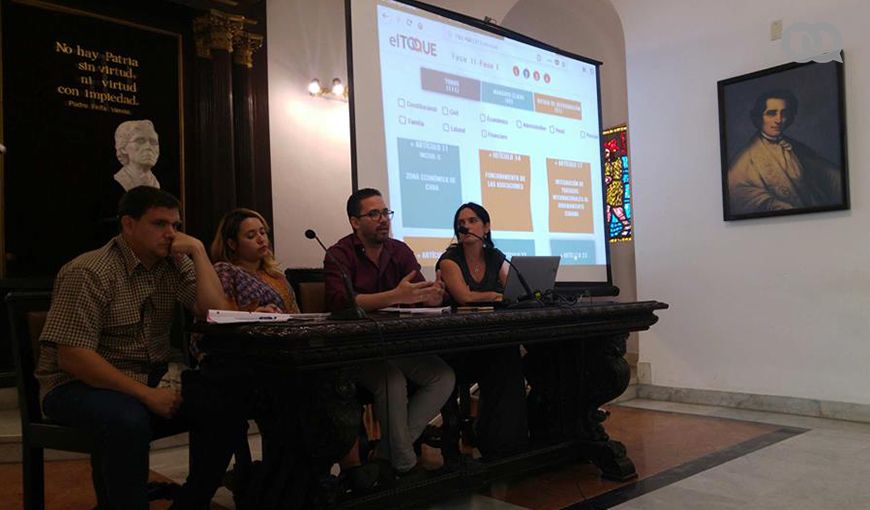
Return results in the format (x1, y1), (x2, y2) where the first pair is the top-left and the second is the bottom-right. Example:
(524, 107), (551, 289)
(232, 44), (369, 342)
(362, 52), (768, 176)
(36, 186), (235, 510)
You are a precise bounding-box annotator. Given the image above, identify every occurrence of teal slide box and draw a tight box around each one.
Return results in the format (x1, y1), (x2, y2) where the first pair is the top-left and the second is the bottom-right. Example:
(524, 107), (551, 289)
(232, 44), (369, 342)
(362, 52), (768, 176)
(481, 82), (534, 111)
(550, 239), (597, 265)
(492, 238), (536, 259)
(397, 137), (462, 228)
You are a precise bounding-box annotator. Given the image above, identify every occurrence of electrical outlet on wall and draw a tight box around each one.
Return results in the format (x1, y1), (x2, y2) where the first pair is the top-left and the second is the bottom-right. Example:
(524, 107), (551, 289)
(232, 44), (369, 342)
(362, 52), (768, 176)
(770, 19), (783, 41)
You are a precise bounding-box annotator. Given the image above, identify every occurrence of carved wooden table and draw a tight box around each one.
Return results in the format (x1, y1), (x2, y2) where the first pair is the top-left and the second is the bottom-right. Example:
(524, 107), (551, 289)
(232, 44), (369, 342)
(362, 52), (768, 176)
(196, 300), (668, 509)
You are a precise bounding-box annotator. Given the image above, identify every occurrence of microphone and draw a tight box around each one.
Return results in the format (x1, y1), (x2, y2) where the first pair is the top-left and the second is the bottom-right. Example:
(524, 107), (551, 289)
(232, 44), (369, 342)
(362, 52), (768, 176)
(457, 226), (542, 307)
(305, 229), (367, 320)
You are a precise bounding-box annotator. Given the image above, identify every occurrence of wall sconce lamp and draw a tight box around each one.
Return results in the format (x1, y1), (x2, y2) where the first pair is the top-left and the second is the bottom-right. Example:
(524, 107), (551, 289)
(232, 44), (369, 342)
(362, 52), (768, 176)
(308, 78), (348, 101)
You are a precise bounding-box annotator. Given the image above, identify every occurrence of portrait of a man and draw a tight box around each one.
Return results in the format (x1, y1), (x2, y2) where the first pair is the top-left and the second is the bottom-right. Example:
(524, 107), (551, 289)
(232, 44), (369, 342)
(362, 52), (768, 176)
(114, 119), (161, 191)
(718, 61), (848, 220)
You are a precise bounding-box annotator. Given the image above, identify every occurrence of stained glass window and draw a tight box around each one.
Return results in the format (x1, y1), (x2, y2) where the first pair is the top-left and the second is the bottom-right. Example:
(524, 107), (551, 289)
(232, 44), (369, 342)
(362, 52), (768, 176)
(602, 125), (632, 243)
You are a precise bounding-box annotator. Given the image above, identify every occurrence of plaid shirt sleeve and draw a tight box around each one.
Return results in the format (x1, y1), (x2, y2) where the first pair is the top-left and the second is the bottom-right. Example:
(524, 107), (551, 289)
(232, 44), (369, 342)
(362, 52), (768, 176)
(39, 266), (107, 350)
(176, 255), (198, 312)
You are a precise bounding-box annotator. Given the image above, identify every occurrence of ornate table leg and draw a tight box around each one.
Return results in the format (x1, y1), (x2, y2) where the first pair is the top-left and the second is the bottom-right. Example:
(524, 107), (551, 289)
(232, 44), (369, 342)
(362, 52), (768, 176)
(576, 332), (636, 480)
(525, 333), (637, 481)
(439, 384), (463, 468)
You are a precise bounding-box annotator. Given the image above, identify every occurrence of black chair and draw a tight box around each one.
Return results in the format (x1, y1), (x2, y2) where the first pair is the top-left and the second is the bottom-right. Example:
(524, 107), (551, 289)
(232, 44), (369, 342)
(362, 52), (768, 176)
(0, 278), (54, 388)
(285, 268), (327, 313)
(7, 290), (183, 510)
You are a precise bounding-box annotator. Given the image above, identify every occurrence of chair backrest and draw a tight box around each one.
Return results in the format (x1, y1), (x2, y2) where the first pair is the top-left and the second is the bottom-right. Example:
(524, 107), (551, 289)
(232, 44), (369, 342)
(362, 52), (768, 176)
(285, 268), (326, 313)
(6, 291), (52, 426)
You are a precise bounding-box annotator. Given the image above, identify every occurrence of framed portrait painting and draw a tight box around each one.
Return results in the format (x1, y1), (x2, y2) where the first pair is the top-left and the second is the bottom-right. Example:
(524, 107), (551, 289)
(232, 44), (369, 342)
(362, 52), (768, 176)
(717, 59), (848, 221)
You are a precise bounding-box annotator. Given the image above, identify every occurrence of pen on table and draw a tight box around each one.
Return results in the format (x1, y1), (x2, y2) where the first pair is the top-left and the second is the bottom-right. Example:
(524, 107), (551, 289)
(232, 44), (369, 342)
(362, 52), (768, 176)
(456, 306), (494, 312)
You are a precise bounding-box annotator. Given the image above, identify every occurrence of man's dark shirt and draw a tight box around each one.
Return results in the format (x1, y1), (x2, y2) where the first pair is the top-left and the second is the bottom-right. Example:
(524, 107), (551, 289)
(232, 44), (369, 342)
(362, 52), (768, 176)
(324, 233), (424, 311)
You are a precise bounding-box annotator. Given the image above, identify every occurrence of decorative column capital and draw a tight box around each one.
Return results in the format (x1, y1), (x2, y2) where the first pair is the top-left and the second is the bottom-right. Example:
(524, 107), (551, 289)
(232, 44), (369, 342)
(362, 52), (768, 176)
(193, 10), (247, 59)
(232, 31), (264, 68)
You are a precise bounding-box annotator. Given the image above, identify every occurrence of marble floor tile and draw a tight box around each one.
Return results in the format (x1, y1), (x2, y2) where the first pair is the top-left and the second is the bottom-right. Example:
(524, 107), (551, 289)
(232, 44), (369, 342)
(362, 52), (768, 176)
(0, 409), (21, 438)
(611, 400), (870, 510)
(747, 434), (870, 473)
(148, 445), (190, 484)
(748, 477), (870, 510)
(611, 484), (748, 510)
(673, 454), (815, 502)
(427, 494), (530, 510)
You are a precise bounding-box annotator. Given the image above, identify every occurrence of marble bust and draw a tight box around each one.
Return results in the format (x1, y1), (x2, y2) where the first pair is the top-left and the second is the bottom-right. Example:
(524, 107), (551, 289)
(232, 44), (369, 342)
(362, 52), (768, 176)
(113, 120), (160, 191)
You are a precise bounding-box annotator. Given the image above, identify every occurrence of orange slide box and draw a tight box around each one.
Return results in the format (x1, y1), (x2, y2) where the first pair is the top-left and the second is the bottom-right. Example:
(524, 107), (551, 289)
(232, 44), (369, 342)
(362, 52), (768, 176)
(533, 93), (582, 120)
(547, 158), (593, 233)
(479, 150), (532, 232)
(404, 236), (454, 267)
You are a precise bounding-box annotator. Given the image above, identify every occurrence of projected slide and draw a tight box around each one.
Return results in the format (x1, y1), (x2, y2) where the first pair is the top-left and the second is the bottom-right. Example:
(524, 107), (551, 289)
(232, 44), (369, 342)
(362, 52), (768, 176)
(350, 0), (609, 283)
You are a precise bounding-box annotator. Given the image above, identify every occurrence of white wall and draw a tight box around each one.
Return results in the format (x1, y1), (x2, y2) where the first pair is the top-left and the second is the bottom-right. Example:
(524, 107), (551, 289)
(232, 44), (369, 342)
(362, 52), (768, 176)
(268, 0), (353, 267)
(612, 0), (870, 404)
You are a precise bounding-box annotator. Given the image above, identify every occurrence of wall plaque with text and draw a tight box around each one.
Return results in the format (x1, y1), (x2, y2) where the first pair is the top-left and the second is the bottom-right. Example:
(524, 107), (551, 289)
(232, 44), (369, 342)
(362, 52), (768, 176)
(1, 0), (183, 276)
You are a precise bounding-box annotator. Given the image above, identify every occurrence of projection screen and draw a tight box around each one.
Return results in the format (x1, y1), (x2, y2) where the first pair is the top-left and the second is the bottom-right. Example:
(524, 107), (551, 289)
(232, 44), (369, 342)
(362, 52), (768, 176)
(347, 0), (612, 289)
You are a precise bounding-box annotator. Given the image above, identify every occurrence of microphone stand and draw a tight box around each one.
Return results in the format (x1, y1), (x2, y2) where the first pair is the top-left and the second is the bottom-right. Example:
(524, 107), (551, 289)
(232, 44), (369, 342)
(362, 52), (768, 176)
(305, 229), (368, 320)
(504, 260), (545, 309)
(457, 227), (544, 308)
(328, 270), (369, 321)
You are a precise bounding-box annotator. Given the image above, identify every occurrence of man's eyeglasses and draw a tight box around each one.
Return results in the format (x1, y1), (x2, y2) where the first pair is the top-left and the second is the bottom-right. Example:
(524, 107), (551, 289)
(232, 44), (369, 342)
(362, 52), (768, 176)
(357, 208), (395, 220)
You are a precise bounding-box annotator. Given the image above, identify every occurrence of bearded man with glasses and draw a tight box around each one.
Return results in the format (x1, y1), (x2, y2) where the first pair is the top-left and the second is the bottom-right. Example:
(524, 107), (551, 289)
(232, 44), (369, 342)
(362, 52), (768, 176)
(324, 188), (454, 481)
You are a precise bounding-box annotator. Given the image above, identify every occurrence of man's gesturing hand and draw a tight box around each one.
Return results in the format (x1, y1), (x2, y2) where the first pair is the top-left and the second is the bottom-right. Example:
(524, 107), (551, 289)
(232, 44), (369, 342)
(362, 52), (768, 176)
(393, 271), (443, 305)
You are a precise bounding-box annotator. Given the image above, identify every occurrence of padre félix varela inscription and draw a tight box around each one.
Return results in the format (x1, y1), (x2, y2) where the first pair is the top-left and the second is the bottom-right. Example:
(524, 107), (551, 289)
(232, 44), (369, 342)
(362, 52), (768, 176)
(54, 41), (140, 115)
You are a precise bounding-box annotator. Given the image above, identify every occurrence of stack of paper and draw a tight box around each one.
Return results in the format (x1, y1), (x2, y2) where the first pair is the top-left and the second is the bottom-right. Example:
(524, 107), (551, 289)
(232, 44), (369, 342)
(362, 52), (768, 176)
(207, 309), (330, 324)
